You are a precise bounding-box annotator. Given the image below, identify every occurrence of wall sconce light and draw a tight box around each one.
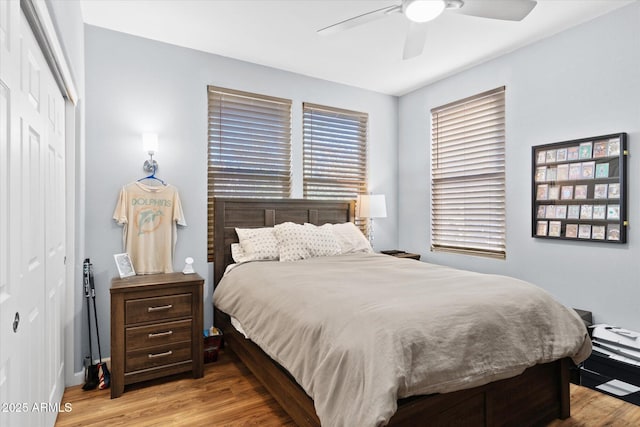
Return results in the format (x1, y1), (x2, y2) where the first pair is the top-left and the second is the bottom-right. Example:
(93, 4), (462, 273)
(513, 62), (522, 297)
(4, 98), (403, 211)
(142, 133), (159, 173)
(356, 194), (387, 245)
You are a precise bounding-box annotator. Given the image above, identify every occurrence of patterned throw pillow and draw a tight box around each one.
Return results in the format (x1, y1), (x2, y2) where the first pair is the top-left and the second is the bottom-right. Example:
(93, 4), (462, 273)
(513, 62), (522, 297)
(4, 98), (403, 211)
(327, 222), (373, 254)
(274, 222), (341, 262)
(235, 227), (279, 261)
(230, 243), (246, 263)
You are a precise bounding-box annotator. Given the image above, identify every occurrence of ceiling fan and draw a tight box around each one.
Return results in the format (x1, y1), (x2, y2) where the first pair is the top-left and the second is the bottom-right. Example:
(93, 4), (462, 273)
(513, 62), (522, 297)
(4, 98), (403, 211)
(318, 0), (538, 60)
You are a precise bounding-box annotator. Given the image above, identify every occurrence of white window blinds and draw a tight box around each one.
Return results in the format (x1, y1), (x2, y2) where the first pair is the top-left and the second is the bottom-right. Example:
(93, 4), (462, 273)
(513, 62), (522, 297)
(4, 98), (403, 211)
(207, 85), (292, 260)
(207, 86), (292, 197)
(302, 102), (368, 199)
(431, 86), (506, 258)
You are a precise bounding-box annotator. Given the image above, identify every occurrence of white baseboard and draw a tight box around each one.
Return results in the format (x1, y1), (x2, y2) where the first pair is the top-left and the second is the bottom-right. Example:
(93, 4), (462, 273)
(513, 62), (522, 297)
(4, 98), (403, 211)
(89, 357), (110, 369)
(69, 370), (84, 387)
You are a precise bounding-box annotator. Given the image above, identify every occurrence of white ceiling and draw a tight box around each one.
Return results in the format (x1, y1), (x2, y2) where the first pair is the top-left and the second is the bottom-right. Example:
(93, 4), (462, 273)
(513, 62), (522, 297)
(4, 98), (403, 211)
(80, 0), (635, 96)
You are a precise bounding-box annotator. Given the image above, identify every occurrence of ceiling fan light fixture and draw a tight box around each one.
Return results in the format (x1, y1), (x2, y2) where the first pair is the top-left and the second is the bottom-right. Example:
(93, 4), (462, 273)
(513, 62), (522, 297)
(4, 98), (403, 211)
(404, 0), (446, 23)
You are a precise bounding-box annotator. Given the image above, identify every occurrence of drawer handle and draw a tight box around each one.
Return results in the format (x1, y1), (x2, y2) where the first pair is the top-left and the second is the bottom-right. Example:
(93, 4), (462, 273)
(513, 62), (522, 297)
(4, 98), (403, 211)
(148, 330), (173, 338)
(148, 350), (173, 359)
(148, 304), (173, 312)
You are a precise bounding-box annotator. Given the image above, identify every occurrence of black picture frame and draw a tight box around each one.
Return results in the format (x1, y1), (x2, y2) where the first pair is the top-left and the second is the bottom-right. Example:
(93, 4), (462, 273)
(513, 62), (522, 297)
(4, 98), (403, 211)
(532, 133), (627, 244)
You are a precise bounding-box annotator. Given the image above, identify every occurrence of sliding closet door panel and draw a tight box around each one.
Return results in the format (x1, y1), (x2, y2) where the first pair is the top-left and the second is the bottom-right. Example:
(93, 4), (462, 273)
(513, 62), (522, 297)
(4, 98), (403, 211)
(45, 73), (65, 408)
(0, 2), (28, 427)
(20, 34), (46, 425)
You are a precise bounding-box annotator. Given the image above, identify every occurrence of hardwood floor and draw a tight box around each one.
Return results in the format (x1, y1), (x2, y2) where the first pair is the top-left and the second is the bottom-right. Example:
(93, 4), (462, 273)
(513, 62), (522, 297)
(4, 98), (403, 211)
(56, 350), (640, 426)
(549, 385), (640, 427)
(55, 350), (295, 427)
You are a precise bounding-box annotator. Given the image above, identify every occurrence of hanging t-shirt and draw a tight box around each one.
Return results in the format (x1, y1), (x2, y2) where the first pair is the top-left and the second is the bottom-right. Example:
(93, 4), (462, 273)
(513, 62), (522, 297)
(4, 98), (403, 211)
(113, 182), (186, 274)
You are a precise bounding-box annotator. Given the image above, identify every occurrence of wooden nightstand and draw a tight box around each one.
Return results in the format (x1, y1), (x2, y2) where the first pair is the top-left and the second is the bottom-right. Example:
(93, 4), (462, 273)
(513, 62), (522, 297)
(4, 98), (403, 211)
(381, 250), (421, 261)
(110, 272), (204, 398)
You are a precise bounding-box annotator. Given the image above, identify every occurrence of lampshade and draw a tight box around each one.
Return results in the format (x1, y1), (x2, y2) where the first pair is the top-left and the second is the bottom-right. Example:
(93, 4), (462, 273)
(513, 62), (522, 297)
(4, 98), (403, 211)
(404, 0), (445, 23)
(357, 194), (387, 218)
(142, 133), (158, 154)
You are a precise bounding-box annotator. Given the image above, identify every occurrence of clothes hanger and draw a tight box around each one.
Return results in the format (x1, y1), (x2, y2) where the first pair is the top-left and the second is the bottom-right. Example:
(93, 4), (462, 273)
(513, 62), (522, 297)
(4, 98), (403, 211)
(137, 163), (167, 186)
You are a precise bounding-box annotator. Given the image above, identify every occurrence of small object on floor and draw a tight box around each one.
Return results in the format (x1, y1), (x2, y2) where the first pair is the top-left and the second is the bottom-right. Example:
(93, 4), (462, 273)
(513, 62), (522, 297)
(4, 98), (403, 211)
(83, 259), (99, 391)
(98, 362), (110, 390)
(83, 258), (111, 390)
(204, 330), (223, 363)
(82, 364), (99, 391)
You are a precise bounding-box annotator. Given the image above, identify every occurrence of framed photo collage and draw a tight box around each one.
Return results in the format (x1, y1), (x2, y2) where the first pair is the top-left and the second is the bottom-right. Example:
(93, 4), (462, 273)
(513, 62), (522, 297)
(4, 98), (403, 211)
(532, 133), (627, 243)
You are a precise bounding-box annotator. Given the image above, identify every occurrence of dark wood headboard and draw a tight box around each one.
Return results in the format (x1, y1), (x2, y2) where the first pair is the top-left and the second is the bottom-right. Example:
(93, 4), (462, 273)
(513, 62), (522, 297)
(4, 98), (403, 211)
(213, 198), (355, 286)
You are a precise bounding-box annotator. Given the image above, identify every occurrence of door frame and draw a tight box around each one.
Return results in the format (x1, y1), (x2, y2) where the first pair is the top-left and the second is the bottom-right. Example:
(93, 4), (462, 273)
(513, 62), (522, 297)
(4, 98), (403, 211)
(21, 0), (82, 385)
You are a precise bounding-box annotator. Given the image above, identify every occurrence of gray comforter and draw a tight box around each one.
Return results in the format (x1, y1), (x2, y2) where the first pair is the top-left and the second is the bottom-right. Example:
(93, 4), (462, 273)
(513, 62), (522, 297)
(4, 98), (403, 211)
(213, 253), (591, 427)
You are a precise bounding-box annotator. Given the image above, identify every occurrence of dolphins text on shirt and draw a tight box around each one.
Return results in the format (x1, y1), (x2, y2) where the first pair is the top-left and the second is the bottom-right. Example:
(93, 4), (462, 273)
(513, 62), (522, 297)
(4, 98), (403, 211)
(131, 198), (172, 207)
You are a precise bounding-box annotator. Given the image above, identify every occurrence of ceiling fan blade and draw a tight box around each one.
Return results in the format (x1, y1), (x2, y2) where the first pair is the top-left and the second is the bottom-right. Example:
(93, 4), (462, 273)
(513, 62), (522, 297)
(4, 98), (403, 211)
(402, 22), (428, 60)
(452, 0), (537, 21)
(318, 4), (402, 35)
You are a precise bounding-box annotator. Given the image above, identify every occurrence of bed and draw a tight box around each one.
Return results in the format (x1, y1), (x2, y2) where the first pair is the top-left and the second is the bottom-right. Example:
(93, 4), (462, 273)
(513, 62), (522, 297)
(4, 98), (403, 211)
(212, 197), (590, 426)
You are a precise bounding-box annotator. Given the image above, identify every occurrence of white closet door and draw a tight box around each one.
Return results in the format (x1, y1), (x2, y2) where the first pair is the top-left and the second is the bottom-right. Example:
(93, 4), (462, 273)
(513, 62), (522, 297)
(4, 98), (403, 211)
(0, 2), (26, 426)
(0, 4), (66, 426)
(43, 27), (66, 420)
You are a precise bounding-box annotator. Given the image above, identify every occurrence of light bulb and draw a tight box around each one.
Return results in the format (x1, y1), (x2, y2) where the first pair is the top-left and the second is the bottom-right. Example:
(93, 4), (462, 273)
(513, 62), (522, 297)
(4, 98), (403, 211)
(404, 0), (445, 23)
(142, 133), (158, 154)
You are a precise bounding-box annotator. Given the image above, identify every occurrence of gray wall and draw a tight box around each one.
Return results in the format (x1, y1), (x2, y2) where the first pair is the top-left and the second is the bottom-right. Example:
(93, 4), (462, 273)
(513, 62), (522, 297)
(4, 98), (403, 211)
(46, 0), (84, 91)
(84, 26), (398, 357)
(399, 3), (640, 330)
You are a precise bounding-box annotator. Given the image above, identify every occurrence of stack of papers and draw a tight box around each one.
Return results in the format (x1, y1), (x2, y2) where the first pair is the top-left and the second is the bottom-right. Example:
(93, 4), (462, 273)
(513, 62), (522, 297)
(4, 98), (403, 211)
(591, 324), (640, 367)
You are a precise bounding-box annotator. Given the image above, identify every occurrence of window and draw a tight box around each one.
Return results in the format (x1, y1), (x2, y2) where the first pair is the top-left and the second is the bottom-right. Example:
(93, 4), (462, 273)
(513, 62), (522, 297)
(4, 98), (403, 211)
(303, 103), (368, 232)
(302, 102), (368, 199)
(207, 86), (292, 260)
(430, 86), (506, 258)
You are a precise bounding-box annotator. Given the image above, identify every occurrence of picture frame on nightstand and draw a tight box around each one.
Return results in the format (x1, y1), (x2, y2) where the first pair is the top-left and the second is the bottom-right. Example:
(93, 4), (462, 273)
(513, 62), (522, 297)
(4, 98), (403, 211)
(114, 253), (135, 278)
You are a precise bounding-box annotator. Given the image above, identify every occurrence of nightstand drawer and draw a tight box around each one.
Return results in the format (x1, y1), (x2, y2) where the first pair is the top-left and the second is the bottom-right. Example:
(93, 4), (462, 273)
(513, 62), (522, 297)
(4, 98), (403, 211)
(125, 293), (192, 324)
(126, 342), (192, 372)
(126, 319), (192, 350)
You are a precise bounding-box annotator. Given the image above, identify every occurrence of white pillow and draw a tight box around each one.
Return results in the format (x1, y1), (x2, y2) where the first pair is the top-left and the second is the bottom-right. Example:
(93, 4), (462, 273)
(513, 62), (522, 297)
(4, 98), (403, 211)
(230, 243), (245, 263)
(235, 227), (279, 261)
(274, 222), (341, 262)
(328, 222), (373, 254)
